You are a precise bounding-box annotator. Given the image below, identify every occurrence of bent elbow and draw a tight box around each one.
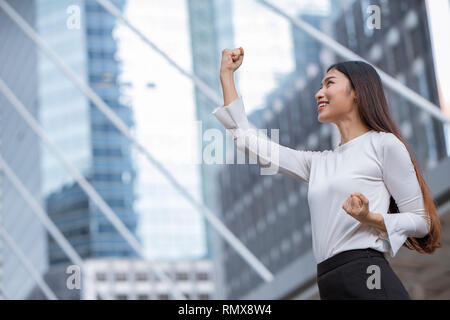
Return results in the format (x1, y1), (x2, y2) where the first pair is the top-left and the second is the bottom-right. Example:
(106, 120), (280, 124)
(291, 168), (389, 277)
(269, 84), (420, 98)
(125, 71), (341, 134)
(416, 214), (431, 238)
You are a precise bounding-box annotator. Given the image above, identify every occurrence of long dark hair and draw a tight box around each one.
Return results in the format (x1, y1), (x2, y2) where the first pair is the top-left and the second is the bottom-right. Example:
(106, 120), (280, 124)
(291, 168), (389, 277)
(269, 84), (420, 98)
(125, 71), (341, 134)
(326, 60), (441, 254)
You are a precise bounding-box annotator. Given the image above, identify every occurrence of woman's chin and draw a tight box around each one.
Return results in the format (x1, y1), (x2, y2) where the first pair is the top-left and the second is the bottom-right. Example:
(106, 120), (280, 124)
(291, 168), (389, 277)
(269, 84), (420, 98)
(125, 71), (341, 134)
(318, 114), (329, 123)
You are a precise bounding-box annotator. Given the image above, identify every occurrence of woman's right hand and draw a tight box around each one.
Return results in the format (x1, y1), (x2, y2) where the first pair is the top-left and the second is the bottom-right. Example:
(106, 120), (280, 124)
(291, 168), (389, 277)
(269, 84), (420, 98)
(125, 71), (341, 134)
(220, 47), (244, 75)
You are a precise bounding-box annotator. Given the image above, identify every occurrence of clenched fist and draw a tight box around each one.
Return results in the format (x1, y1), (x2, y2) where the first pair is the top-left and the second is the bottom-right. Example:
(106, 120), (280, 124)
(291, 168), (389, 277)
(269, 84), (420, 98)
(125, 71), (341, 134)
(342, 192), (370, 223)
(220, 47), (244, 74)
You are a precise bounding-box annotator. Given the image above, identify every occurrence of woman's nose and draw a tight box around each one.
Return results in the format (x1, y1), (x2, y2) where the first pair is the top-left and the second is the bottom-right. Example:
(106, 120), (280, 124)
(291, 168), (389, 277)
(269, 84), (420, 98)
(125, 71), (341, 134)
(315, 90), (323, 101)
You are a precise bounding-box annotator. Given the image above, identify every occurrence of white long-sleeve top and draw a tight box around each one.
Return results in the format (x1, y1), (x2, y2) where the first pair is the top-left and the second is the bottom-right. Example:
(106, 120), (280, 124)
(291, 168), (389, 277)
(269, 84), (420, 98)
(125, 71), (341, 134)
(212, 96), (431, 264)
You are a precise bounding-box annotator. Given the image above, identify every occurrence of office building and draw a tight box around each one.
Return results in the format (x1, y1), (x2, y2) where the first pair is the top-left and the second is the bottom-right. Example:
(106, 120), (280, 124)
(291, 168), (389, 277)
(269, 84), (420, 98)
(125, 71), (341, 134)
(0, 0), (47, 299)
(36, 0), (138, 266)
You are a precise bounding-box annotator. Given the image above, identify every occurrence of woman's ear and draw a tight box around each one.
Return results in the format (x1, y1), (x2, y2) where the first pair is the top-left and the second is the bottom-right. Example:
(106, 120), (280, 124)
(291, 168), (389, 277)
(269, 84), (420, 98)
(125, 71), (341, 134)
(353, 92), (359, 103)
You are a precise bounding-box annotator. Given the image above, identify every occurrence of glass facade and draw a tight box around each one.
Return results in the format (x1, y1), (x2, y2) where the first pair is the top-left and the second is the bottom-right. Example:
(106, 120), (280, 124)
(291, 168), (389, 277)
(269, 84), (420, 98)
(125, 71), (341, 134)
(0, 0), (47, 299)
(187, 0), (235, 263)
(115, 0), (207, 261)
(36, 0), (138, 265)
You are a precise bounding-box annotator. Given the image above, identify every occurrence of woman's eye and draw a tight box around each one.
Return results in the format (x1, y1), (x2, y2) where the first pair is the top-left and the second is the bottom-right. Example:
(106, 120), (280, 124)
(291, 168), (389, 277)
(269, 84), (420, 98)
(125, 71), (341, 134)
(327, 81), (333, 86)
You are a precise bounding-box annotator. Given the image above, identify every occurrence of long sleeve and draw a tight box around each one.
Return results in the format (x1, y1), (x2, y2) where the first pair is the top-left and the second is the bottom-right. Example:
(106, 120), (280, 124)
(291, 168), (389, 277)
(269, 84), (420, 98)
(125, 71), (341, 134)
(212, 96), (315, 183)
(378, 133), (431, 257)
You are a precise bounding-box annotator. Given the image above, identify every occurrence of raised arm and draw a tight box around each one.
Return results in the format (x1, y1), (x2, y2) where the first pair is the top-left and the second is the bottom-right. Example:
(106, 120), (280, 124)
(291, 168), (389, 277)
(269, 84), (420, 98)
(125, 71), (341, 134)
(219, 48), (242, 106)
(212, 47), (316, 183)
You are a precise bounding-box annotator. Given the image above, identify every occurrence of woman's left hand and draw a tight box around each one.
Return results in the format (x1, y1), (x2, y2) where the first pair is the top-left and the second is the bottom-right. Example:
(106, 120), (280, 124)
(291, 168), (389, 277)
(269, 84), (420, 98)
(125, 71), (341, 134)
(342, 192), (370, 223)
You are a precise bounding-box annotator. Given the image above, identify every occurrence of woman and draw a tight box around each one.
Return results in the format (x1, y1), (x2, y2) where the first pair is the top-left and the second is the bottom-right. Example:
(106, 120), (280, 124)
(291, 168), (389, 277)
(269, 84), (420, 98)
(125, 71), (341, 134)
(212, 47), (442, 300)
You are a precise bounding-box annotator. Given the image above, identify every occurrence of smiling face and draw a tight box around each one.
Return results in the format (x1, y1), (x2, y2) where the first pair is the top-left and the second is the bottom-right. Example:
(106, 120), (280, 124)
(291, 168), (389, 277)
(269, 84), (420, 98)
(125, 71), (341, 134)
(314, 68), (357, 124)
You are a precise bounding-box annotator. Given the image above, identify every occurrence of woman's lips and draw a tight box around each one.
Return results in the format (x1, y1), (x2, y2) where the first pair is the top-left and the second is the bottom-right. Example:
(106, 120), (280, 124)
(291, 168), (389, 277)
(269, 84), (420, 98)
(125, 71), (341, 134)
(318, 104), (328, 112)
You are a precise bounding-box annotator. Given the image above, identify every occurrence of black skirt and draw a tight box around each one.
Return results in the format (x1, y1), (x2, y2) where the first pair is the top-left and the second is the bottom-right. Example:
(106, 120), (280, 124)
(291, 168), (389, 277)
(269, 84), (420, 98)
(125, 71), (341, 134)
(316, 248), (411, 300)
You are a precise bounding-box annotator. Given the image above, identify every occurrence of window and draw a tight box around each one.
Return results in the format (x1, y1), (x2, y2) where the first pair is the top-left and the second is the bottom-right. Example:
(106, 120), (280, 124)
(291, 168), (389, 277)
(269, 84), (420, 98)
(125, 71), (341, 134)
(96, 272), (106, 281)
(93, 173), (123, 183)
(98, 224), (115, 233)
(136, 273), (148, 281)
(92, 123), (119, 133)
(115, 273), (127, 281)
(344, 4), (357, 49)
(416, 68), (429, 99)
(93, 147), (123, 157)
(106, 198), (126, 207)
(409, 27), (423, 59)
(85, 4), (105, 13)
(197, 272), (209, 281)
(176, 272), (188, 281)
(392, 44), (406, 72)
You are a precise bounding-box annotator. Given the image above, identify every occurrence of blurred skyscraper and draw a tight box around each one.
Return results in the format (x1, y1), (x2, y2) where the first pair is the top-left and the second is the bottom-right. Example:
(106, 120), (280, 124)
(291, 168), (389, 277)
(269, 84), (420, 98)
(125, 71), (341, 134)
(186, 0), (237, 298)
(187, 0), (235, 261)
(331, 0), (446, 167)
(0, 0), (47, 299)
(25, 0), (138, 299)
(351, 0), (447, 167)
(215, 0), (447, 299)
(114, 0), (207, 261)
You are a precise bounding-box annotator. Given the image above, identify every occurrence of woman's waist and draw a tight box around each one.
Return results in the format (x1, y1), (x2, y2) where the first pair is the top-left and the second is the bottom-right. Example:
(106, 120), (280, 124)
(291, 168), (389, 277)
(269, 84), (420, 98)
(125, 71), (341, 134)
(316, 248), (386, 278)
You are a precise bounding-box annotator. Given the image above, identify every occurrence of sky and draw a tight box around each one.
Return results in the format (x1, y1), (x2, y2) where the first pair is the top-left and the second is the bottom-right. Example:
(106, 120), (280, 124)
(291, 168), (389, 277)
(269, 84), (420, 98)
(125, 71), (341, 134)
(425, 0), (450, 155)
(426, 0), (450, 114)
